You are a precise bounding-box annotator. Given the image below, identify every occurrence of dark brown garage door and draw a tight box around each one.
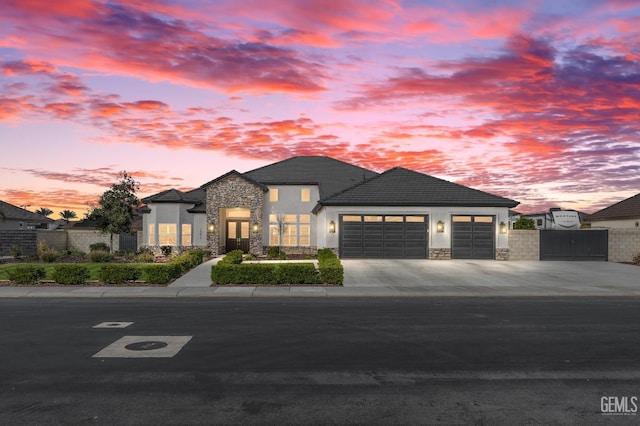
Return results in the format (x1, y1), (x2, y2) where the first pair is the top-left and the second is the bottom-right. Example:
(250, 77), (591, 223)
(340, 215), (428, 258)
(451, 215), (495, 259)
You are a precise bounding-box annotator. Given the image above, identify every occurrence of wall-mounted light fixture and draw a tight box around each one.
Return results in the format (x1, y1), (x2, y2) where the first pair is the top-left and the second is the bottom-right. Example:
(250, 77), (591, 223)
(436, 220), (444, 233)
(328, 220), (336, 233)
(207, 223), (215, 233)
(252, 223), (260, 233)
(499, 222), (508, 234)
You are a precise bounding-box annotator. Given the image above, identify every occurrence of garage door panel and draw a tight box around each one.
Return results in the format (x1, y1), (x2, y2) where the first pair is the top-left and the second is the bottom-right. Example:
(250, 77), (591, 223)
(340, 215), (427, 258)
(452, 216), (495, 259)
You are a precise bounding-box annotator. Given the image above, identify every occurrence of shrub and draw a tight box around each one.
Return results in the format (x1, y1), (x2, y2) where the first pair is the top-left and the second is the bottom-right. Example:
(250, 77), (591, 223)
(266, 246), (282, 260)
(211, 263), (278, 284)
(51, 265), (91, 285)
(89, 242), (110, 252)
(10, 246), (22, 258)
(98, 265), (141, 284)
(275, 263), (320, 284)
(243, 253), (256, 261)
(8, 265), (46, 284)
(513, 217), (536, 230)
(39, 249), (59, 263)
(161, 245), (172, 256)
(90, 250), (114, 263)
(61, 250), (88, 262)
(632, 252), (640, 266)
(317, 249), (343, 285)
(136, 252), (155, 263)
(141, 263), (182, 284)
(220, 250), (244, 265)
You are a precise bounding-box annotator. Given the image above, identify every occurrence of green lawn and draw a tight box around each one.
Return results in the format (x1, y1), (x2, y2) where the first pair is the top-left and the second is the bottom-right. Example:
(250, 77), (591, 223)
(0, 263), (147, 281)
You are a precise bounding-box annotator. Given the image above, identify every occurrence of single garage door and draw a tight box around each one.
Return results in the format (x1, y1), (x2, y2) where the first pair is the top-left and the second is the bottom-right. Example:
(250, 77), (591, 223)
(340, 215), (428, 258)
(452, 215), (495, 259)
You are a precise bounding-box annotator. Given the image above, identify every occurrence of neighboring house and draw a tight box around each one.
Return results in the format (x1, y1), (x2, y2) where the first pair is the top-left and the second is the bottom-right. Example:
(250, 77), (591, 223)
(0, 200), (52, 230)
(141, 156), (519, 260)
(588, 193), (640, 229)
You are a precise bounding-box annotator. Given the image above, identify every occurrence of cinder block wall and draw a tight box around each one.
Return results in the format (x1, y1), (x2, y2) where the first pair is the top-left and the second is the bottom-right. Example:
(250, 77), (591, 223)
(68, 230), (119, 253)
(508, 230), (540, 260)
(36, 230), (68, 251)
(609, 229), (640, 263)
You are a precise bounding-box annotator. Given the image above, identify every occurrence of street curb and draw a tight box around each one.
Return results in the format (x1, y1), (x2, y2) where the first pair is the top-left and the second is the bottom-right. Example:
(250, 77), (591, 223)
(2, 286), (640, 298)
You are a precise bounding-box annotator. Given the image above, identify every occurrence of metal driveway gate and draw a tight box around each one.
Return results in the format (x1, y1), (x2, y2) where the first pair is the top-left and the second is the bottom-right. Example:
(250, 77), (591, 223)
(539, 230), (608, 261)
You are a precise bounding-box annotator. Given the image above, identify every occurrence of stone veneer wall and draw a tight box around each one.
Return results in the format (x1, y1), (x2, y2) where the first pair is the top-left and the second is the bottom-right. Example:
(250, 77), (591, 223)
(608, 229), (640, 263)
(205, 174), (265, 256)
(264, 246), (317, 256)
(508, 230), (540, 260)
(495, 248), (509, 261)
(429, 248), (451, 260)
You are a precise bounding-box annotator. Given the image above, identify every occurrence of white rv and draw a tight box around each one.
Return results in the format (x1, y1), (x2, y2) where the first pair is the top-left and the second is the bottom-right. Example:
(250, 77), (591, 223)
(519, 208), (581, 230)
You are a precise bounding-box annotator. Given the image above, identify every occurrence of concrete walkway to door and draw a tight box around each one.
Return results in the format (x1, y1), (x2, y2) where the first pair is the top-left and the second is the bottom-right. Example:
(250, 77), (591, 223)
(342, 259), (640, 295)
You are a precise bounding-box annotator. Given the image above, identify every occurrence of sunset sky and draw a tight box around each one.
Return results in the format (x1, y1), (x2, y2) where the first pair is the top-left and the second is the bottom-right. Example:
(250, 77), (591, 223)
(1, 0), (638, 218)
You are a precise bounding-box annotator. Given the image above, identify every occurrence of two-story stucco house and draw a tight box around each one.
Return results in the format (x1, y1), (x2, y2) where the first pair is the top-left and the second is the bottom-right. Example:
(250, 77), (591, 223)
(141, 156), (519, 259)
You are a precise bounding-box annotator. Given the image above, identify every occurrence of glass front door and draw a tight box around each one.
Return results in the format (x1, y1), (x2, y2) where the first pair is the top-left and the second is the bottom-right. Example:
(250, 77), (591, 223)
(226, 220), (250, 253)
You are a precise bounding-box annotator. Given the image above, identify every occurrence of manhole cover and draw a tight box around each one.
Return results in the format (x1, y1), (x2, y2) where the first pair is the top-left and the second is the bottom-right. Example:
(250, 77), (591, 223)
(124, 341), (169, 351)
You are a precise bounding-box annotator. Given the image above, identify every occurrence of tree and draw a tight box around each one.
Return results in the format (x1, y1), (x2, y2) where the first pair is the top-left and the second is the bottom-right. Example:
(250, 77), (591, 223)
(87, 172), (140, 252)
(59, 210), (78, 221)
(35, 207), (53, 217)
(513, 216), (536, 230)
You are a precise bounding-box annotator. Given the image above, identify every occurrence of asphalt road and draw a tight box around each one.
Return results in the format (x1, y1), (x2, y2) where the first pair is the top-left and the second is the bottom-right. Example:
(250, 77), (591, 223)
(2, 298), (640, 425)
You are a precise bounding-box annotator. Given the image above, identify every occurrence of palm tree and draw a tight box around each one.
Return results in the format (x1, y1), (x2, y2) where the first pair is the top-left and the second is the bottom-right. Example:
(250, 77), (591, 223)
(60, 210), (78, 221)
(35, 207), (53, 217)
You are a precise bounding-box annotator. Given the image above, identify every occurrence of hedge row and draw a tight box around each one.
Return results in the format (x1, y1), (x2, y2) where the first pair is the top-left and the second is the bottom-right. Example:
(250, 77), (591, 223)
(211, 262), (320, 285)
(6, 249), (208, 285)
(210, 249), (343, 285)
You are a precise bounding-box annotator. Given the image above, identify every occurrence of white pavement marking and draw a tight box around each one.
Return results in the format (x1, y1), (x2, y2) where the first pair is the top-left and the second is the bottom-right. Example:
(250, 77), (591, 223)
(92, 335), (193, 358)
(93, 321), (134, 329)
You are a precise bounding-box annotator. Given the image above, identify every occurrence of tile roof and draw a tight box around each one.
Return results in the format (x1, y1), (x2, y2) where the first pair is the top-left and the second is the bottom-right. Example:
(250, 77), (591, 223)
(588, 193), (640, 221)
(141, 187), (206, 204)
(0, 200), (53, 222)
(200, 170), (268, 191)
(243, 156), (378, 199)
(318, 167), (519, 208)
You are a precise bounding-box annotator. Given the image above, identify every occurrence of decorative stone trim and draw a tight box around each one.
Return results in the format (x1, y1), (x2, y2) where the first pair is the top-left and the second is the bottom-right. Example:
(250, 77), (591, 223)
(205, 174), (265, 256)
(429, 248), (451, 260)
(263, 246), (317, 256)
(495, 248), (509, 261)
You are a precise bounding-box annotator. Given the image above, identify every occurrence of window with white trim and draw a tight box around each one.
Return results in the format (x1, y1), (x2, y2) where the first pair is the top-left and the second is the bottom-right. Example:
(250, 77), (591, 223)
(270, 189), (278, 202)
(148, 224), (155, 245)
(181, 224), (192, 246)
(268, 214), (311, 247)
(301, 188), (310, 202)
(159, 223), (177, 246)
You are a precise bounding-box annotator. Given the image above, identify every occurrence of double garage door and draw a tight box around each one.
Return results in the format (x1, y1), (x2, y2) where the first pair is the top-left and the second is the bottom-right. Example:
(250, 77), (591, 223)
(340, 215), (428, 258)
(340, 214), (495, 259)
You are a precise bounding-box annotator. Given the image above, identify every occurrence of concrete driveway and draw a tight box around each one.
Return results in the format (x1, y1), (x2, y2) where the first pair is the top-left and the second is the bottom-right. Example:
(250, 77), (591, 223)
(342, 260), (640, 295)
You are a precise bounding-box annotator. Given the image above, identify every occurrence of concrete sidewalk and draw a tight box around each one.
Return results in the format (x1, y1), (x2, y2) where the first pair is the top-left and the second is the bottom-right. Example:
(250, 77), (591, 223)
(1, 260), (638, 298)
(2, 284), (640, 298)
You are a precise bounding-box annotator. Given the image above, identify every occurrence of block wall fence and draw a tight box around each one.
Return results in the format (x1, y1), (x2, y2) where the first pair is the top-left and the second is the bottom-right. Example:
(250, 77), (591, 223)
(507, 229), (640, 262)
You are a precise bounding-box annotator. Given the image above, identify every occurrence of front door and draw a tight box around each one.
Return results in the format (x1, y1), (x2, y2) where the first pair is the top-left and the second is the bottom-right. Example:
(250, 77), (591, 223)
(226, 220), (250, 253)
